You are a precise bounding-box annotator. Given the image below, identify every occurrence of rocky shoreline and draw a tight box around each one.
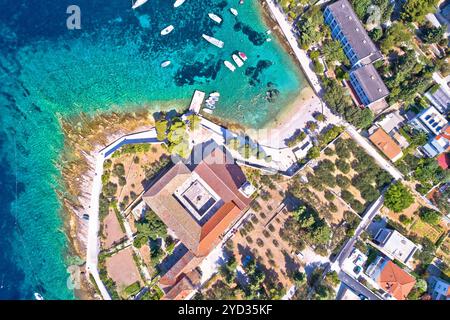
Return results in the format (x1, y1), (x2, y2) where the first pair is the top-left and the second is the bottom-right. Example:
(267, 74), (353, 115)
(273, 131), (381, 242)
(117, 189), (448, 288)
(58, 108), (160, 299)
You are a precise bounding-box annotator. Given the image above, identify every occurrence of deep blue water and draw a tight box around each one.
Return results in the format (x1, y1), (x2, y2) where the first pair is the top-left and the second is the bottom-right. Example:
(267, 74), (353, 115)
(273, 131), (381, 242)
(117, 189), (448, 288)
(0, 0), (305, 299)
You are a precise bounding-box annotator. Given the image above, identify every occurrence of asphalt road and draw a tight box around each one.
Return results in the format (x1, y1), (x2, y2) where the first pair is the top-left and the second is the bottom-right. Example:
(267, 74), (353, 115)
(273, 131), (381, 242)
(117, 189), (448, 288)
(338, 271), (382, 301)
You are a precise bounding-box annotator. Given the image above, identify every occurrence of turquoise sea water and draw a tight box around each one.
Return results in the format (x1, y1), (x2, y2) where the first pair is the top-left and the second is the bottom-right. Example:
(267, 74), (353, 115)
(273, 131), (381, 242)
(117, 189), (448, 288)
(0, 0), (305, 299)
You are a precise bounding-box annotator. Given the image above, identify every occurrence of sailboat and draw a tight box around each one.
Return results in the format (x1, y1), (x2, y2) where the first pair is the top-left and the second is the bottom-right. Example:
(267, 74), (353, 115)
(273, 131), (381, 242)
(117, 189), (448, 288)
(132, 0), (148, 9)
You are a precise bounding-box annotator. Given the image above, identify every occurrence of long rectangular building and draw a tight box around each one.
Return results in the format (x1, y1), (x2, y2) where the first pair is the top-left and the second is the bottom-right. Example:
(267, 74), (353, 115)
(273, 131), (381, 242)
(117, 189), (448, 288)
(324, 0), (382, 67)
(349, 64), (389, 107)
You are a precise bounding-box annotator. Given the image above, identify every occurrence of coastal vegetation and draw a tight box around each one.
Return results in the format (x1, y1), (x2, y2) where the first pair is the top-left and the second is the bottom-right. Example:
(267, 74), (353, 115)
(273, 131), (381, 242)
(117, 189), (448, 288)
(155, 114), (190, 159)
(322, 79), (374, 129)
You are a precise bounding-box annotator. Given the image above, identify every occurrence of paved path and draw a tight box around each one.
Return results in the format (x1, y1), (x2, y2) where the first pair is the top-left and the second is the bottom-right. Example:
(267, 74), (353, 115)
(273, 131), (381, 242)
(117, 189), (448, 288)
(333, 194), (385, 269)
(86, 152), (111, 300)
(85, 129), (159, 300)
(265, 0), (323, 95)
(282, 285), (296, 300)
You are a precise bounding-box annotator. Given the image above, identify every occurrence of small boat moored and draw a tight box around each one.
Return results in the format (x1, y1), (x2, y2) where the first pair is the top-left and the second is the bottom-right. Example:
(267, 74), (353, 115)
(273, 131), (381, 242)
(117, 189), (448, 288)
(202, 34), (224, 48)
(173, 0), (186, 8)
(230, 8), (238, 16)
(224, 60), (236, 72)
(232, 54), (244, 67)
(238, 51), (248, 61)
(208, 13), (222, 24)
(161, 25), (175, 36)
(34, 293), (44, 300)
(132, 0), (148, 9)
(161, 61), (171, 68)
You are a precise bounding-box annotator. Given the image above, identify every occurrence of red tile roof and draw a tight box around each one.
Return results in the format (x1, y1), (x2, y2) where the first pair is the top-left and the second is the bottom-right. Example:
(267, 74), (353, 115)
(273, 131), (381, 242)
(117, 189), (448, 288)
(144, 145), (251, 286)
(197, 202), (241, 256)
(378, 261), (416, 300)
(369, 128), (403, 161)
(437, 153), (450, 170)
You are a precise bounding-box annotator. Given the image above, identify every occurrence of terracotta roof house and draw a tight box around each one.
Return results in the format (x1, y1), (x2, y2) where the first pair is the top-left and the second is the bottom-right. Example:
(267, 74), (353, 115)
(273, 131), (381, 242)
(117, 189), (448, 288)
(437, 153), (450, 170)
(143, 142), (253, 294)
(369, 128), (403, 162)
(366, 257), (416, 300)
(162, 269), (202, 300)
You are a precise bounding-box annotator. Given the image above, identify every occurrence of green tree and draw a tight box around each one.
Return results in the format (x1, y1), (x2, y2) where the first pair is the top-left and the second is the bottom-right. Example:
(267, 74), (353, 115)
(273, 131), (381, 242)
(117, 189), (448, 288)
(292, 271), (306, 287)
(323, 40), (348, 65)
(421, 25), (446, 44)
(307, 146), (320, 159)
(419, 207), (442, 226)
(381, 23), (413, 53)
(401, 0), (439, 23)
(155, 119), (168, 141)
(384, 182), (414, 213)
(350, 0), (371, 20)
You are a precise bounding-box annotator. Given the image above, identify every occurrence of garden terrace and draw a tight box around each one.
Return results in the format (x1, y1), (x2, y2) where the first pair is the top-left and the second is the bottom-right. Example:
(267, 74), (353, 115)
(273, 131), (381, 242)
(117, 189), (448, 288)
(292, 133), (393, 216)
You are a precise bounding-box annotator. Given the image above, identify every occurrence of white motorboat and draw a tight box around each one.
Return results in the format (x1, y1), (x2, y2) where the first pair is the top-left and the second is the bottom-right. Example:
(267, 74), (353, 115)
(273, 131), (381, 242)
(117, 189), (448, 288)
(230, 8), (238, 16)
(224, 60), (236, 72)
(210, 92), (220, 97)
(208, 13), (222, 24)
(160, 60), (171, 68)
(203, 108), (213, 114)
(161, 25), (174, 36)
(238, 51), (248, 61)
(202, 34), (224, 48)
(232, 54), (244, 67)
(34, 293), (44, 300)
(132, 0), (148, 9)
(174, 0), (186, 8)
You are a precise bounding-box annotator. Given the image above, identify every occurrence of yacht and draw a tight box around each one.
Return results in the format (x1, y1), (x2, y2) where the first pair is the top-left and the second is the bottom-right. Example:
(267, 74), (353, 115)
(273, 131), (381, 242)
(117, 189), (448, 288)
(232, 54), (244, 67)
(224, 60), (236, 72)
(230, 8), (238, 16)
(208, 13), (222, 24)
(132, 0), (148, 9)
(173, 0), (186, 8)
(238, 51), (248, 61)
(34, 293), (44, 300)
(202, 34), (224, 48)
(160, 61), (171, 68)
(161, 25), (174, 36)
